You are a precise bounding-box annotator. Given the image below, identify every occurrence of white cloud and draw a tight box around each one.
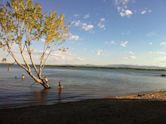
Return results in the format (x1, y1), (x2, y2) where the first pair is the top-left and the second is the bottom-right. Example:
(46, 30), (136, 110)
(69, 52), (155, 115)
(129, 51), (136, 59)
(160, 41), (166, 47)
(120, 9), (133, 17)
(115, 0), (152, 17)
(32, 49), (85, 64)
(105, 40), (130, 47)
(148, 9), (152, 13)
(97, 18), (106, 29)
(50, 51), (84, 62)
(71, 20), (81, 27)
(14, 48), (84, 65)
(81, 23), (94, 31)
(100, 18), (105, 22)
(110, 40), (116, 45)
(129, 51), (134, 55)
(41, 38), (45, 42)
(73, 14), (79, 18)
(67, 33), (80, 41)
(141, 9), (152, 15)
(115, 0), (134, 17)
(0, 42), (85, 65)
(130, 55), (136, 59)
(141, 10), (146, 15)
(71, 20), (94, 32)
(96, 49), (104, 56)
(157, 56), (166, 64)
(83, 14), (90, 19)
(115, 0), (130, 6)
(124, 56), (136, 60)
(148, 51), (166, 66)
(149, 51), (166, 55)
(124, 51), (136, 60)
(105, 40), (116, 45)
(120, 41), (128, 47)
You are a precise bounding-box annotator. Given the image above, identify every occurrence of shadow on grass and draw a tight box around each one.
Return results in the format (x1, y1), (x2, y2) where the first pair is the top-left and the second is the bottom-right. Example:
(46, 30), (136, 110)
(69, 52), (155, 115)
(0, 98), (166, 124)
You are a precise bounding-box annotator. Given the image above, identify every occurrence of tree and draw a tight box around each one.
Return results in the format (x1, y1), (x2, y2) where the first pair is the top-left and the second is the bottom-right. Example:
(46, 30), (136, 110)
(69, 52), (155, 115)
(0, 0), (68, 89)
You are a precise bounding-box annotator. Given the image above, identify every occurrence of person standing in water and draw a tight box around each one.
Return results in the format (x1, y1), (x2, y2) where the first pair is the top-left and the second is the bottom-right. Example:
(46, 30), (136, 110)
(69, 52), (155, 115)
(58, 81), (63, 89)
(21, 74), (25, 80)
(57, 81), (63, 102)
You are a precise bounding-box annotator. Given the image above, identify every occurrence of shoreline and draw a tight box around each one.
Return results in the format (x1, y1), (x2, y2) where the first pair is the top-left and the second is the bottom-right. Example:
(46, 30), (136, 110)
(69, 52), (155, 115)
(1, 63), (166, 71)
(1, 90), (166, 124)
(112, 89), (166, 101)
(1, 89), (166, 110)
(1, 90), (166, 110)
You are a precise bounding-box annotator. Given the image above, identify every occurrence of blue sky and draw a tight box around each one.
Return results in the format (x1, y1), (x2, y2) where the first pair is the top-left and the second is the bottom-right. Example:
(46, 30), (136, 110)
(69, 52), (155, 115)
(1, 0), (166, 66)
(36, 0), (166, 66)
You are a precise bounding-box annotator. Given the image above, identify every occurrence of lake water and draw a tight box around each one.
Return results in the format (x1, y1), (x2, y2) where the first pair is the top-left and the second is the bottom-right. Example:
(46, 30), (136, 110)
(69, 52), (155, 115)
(1, 65), (166, 108)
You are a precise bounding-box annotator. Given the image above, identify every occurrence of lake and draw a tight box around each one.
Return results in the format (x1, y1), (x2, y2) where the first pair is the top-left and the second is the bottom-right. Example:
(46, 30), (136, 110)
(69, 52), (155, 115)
(1, 65), (166, 108)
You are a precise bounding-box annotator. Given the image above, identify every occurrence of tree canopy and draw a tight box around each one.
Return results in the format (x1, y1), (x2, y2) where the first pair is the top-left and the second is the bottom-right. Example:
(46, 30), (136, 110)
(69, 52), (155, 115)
(0, 0), (68, 88)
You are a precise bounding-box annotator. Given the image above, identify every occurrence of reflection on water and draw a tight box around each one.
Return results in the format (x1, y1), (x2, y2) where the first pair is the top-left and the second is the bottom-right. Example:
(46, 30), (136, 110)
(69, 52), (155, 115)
(33, 88), (64, 104)
(57, 81), (64, 102)
(33, 89), (49, 104)
(1, 66), (166, 108)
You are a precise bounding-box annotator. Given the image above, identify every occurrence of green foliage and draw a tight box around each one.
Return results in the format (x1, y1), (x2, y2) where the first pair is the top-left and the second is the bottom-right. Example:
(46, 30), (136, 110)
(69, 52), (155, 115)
(0, 0), (67, 45)
(0, 0), (68, 88)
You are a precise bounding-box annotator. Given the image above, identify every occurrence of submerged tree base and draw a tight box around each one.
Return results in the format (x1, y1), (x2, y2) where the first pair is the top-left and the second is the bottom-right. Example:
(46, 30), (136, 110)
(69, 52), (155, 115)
(42, 84), (51, 89)
(40, 78), (51, 89)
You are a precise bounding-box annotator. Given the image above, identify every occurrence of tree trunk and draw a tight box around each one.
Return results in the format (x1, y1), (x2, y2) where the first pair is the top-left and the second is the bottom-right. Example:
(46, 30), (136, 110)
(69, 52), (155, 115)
(26, 71), (50, 89)
(41, 81), (50, 89)
(40, 78), (50, 89)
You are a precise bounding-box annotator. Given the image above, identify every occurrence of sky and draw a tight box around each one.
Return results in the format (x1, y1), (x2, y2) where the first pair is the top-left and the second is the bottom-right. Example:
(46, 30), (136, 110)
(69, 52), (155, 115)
(1, 0), (166, 66)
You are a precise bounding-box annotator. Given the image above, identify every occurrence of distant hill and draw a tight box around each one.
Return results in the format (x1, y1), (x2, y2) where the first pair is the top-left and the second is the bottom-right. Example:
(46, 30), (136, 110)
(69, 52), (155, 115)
(0, 63), (166, 71)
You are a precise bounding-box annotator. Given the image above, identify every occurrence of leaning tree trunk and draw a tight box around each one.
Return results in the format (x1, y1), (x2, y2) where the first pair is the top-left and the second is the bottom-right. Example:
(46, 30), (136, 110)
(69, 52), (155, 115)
(40, 78), (50, 89)
(25, 69), (50, 89)
(34, 76), (50, 89)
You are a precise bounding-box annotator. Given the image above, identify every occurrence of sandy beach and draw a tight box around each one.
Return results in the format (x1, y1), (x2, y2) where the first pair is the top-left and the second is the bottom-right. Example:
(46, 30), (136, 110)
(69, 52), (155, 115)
(114, 90), (166, 100)
(1, 90), (166, 124)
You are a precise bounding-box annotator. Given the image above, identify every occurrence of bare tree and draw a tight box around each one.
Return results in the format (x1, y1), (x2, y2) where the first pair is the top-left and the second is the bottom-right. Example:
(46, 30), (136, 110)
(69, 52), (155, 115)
(0, 0), (68, 89)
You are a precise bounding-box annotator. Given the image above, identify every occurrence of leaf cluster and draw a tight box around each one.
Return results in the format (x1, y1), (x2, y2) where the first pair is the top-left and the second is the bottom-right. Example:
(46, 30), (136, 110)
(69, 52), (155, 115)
(0, 0), (67, 45)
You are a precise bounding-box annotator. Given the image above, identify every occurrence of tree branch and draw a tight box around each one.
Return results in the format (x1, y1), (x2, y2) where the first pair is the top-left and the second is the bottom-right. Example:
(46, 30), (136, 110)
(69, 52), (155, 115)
(25, 42), (39, 75)
(5, 41), (42, 84)
(18, 43), (32, 72)
(41, 49), (52, 71)
(38, 44), (49, 77)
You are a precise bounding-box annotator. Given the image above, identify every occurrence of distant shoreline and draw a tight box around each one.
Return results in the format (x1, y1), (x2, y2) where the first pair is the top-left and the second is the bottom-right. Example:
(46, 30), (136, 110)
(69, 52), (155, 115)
(1, 63), (166, 71)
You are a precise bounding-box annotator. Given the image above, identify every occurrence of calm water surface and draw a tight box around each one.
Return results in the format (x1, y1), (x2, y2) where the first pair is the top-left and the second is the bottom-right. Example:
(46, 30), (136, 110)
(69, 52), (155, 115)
(1, 65), (166, 108)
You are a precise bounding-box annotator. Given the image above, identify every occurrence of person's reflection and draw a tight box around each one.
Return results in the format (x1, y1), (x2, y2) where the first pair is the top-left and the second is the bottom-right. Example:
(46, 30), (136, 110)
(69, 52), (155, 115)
(33, 89), (49, 104)
(57, 81), (63, 102)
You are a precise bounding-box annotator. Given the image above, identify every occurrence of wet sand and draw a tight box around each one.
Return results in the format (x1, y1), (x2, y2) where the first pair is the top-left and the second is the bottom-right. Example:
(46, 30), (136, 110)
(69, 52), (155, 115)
(1, 90), (166, 124)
